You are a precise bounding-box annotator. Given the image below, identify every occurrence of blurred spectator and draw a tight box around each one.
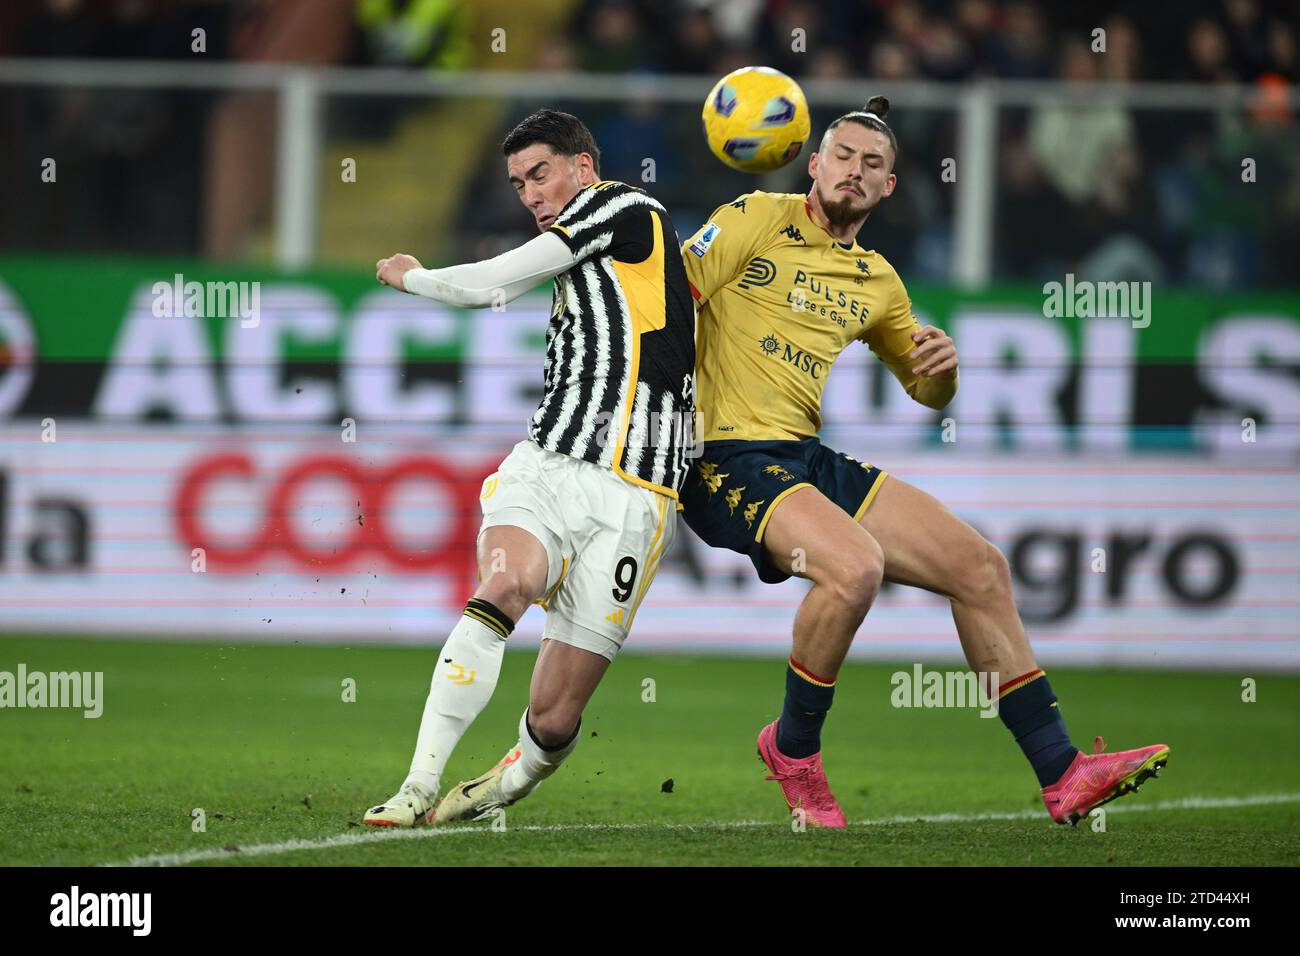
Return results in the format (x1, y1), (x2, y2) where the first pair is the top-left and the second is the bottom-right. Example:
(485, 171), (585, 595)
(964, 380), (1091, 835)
(354, 0), (474, 70)
(1029, 42), (1139, 206)
(997, 133), (1075, 278)
(915, 15), (976, 81)
(1022, 39), (1166, 280)
(1185, 17), (1238, 83)
(660, 6), (718, 74)
(1099, 14), (1142, 82)
(574, 0), (654, 74)
(869, 39), (917, 81)
(807, 47), (851, 80)
(1221, 0), (1271, 79)
(1266, 18), (1299, 82)
(535, 34), (578, 72)
(984, 1), (1055, 79)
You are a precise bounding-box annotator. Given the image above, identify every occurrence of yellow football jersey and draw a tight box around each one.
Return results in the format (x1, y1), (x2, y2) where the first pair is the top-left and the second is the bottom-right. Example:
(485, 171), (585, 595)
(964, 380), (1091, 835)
(682, 190), (956, 442)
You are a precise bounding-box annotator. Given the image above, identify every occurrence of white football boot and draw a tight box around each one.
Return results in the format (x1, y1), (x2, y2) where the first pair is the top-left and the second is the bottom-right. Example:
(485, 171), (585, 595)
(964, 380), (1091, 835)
(362, 781), (438, 827)
(433, 745), (525, 824)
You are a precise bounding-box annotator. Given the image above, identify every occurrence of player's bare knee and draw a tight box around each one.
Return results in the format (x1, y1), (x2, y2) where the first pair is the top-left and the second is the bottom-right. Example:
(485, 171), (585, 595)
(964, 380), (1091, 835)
(476, 564), (544, 620)
(821, 540), (884, 614)
(953, 535), (1011, 606)
(526, 704), (580, 749)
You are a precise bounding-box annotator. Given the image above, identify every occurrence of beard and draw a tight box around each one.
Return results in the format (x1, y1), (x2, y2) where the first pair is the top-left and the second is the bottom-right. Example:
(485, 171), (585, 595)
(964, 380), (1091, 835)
(816, 181), (873, 230)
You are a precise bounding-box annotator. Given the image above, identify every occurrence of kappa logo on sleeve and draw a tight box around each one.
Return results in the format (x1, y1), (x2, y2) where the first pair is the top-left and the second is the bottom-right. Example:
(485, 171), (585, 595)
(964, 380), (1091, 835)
(689, 222), (721, 258)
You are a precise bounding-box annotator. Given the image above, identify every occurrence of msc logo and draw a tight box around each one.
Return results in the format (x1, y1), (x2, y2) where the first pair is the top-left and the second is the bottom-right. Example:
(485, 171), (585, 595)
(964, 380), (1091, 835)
(779, 224), (806, 244)
(737, 257), (776, 290)
(781, 345), (823, 379)
(756, 334), (824, 380)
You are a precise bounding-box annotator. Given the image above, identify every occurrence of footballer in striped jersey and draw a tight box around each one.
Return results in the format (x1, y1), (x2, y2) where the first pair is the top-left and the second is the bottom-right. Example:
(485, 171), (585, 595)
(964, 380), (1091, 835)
(365, 109), (695, 826)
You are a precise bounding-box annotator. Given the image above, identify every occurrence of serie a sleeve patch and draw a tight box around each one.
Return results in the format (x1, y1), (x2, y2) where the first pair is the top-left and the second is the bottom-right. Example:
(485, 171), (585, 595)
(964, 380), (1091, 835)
(689, 221), (721, 257)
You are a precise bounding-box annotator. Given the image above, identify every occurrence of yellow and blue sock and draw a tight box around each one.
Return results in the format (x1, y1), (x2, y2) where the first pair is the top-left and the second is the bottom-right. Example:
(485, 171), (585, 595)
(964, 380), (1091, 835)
(775, 656), (836, 759)
(997, 668), (1079, 786)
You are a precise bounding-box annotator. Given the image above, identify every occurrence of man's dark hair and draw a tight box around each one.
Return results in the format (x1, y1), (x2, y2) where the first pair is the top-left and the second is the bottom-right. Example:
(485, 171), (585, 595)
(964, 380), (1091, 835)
(502, 108), (601, 176)
(824, 95), (898, 168)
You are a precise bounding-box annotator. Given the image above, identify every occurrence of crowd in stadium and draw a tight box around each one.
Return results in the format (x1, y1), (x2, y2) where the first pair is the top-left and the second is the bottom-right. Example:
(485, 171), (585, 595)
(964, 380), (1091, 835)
(1, 0), (1297, 287)
(3, 0), (1296, 84)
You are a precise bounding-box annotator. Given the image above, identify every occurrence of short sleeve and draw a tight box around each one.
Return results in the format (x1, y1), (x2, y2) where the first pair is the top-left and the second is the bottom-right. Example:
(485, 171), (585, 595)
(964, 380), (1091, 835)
(547, 182), (658, 265)
(680, 192), (770, 305)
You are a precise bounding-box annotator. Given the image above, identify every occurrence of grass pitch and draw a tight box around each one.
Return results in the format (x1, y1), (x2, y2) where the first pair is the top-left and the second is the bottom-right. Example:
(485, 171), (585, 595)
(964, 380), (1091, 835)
(1, 636), (1296, 866)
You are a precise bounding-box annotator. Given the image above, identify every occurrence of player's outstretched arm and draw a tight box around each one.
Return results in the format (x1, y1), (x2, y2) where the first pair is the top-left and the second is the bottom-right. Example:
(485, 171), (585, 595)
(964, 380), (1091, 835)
(375, 231), (578, 308)
(869, 323), (958, 410)
(862, 269), (958, 410)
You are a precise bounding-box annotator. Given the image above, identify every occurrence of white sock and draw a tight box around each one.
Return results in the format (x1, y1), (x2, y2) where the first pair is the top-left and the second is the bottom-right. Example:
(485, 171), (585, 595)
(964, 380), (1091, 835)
(500, 707), (581, 802)
(404, 601), (512, 792)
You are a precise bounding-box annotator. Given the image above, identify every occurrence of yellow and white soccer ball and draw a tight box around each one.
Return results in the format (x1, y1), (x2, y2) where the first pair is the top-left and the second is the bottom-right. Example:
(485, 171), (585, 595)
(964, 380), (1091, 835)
(701, 66), (810, 174)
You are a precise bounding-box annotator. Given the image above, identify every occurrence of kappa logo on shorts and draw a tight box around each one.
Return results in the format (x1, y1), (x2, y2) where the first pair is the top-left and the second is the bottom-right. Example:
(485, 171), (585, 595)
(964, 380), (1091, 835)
(697, 461), (729, 495)
(743, 499), (766, 529)
(725, 486), (746, 514)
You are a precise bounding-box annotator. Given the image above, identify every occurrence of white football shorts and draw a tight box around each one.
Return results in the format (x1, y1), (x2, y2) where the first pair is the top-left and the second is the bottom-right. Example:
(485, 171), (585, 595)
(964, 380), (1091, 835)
(478, 439), (676, 661)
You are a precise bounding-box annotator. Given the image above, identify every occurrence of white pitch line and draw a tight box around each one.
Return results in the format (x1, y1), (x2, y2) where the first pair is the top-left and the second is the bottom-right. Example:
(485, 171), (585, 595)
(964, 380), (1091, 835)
(105, 792), (1300, 868)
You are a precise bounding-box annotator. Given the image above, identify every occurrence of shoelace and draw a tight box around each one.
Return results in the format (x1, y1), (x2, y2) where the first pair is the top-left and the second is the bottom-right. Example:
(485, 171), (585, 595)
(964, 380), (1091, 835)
(766, 761), (837, 810)
(396, 783), (433, 810)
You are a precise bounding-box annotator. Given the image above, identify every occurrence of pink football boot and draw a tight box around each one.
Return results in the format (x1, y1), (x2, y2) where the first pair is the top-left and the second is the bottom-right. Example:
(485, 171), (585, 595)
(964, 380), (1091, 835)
(756, 720), (847, 828)
(1041, 735), (1170, 825)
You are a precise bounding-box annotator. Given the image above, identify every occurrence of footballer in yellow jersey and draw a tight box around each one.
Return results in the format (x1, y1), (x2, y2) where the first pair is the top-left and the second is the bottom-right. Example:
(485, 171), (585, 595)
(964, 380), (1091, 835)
(686, 190), (954, 445)
(680, 96), (1170, 829)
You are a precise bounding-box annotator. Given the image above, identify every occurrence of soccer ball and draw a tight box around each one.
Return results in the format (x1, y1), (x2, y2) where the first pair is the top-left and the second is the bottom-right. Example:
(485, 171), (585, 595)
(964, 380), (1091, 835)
(702, 66), (810, 174)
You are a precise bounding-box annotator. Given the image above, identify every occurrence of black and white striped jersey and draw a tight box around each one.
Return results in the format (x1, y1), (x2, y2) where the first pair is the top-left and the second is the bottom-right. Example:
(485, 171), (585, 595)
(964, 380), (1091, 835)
(531, 180), (697, 498)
